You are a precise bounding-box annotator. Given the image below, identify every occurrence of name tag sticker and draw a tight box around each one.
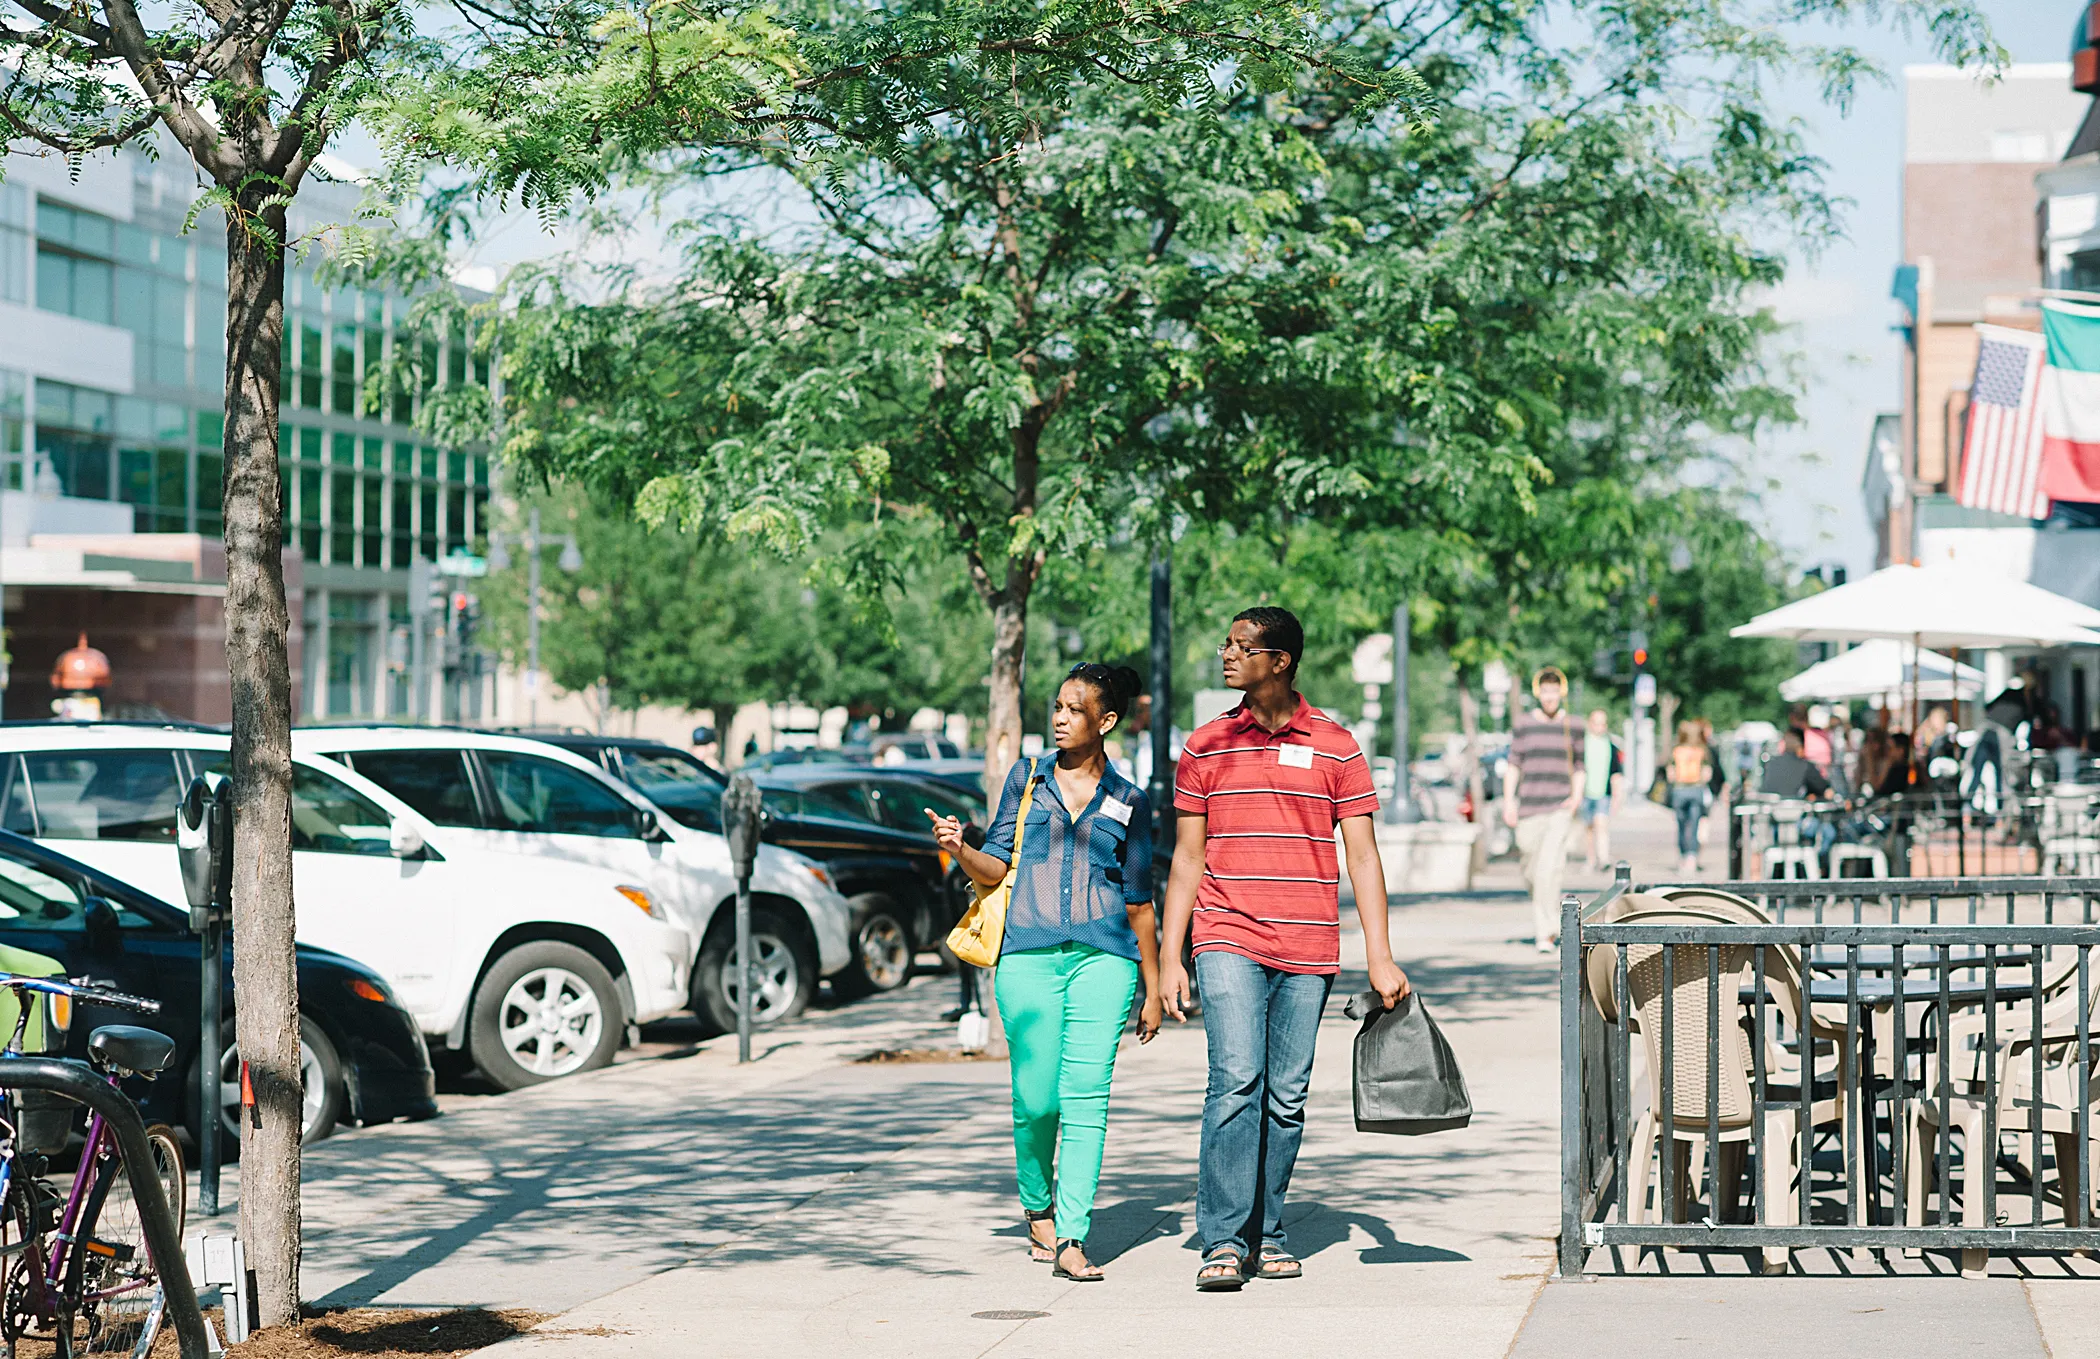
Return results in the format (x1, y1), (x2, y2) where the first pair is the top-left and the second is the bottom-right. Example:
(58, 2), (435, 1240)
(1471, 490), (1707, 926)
(1277, 744), (1315, 769)
(1101, 797), (1134, 825)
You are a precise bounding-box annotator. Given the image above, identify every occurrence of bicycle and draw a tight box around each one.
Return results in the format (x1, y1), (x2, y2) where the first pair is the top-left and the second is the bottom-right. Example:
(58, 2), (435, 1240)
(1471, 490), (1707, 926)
(0, 974), (185, 1358)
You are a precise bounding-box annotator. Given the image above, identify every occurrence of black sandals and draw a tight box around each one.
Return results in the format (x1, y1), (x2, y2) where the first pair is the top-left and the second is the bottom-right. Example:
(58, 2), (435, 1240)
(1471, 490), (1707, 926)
(1022, 1208), (1056, 1263)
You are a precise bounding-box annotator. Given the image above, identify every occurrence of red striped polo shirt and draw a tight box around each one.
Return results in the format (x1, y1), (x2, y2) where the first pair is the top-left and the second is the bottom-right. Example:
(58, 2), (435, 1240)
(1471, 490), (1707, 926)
(1173, 694), (1379, 974)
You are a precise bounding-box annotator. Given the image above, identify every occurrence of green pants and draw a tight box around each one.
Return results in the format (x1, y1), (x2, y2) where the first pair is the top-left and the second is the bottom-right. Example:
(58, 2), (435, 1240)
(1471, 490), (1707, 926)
(997, 942), (1140, 1243)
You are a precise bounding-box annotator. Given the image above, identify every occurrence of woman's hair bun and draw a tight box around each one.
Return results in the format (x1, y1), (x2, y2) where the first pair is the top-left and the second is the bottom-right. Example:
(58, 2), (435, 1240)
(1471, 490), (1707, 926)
(1067, 662), (1144, 721)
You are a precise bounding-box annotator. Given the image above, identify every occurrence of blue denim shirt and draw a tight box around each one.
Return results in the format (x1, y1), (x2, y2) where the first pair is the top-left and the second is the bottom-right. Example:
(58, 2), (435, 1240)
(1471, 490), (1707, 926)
(981, 756), (1154, 962)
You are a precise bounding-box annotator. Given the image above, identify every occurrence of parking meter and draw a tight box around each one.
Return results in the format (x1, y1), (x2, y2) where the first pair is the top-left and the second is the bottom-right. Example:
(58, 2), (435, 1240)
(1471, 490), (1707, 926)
(175, 775), (230, 1216)
(721, 775), (764, 1063)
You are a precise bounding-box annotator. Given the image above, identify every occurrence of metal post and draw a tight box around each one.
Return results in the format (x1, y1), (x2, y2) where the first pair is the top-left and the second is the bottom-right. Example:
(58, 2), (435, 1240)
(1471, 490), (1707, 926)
(408, 558), (429, 723)
(721, 775), (764, 1063)
(1557, 888), (1585, 1278)
(1387, 600), (1419, 824)
(198, 911), (222, 1216)
(526, 507), (542, 728)
(1149, 550), (1173, 888)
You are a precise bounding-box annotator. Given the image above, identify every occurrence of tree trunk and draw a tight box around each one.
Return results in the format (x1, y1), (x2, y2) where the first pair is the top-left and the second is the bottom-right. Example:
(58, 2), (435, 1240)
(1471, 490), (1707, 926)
(222, 199), (302, 1329)
(982, 593), (1028, 798)
(1459, 677), (1488, 875)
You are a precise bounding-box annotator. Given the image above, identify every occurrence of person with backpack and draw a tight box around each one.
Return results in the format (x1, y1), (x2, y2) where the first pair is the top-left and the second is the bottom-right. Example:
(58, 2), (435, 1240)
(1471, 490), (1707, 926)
(928, 663), (1161, 1284)
(1159, 607), (1408, 1292)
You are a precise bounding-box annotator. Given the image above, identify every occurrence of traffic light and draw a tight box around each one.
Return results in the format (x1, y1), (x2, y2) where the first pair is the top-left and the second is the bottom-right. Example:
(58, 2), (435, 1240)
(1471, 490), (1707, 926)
(1630, 629), (1649, 669)
(407, 557), (444, 620)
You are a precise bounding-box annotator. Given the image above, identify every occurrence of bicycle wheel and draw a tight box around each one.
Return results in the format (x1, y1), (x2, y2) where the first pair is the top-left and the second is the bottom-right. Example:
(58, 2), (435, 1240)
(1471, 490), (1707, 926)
(63, 1123), (184, 1355)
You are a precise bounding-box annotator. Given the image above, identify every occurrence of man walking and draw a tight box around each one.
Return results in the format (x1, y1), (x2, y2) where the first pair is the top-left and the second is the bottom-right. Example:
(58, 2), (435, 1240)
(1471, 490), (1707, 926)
(1161, 606), (1409, 1293)
(1504, 665), (1580, 953)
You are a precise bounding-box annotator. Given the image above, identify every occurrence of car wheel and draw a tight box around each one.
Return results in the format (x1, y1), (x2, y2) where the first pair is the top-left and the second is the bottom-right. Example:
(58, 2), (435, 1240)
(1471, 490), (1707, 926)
(694, 905), (815, 1033)
(833, 895), (915, 998)
(469, 942), (623, 1091)
(196, 1015), (345, 1146)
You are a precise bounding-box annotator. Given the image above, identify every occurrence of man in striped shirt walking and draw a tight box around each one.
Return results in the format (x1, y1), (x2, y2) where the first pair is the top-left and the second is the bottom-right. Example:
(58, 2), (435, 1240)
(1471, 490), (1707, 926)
(1504, 665), (1581, 953)
(1161, 606), (1409, 1292)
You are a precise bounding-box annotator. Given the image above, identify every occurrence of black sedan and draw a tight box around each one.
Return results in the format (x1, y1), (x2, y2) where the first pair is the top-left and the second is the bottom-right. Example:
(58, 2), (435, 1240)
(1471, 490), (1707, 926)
(0, 830), (438, 1145)
(531, 736), (982, 997)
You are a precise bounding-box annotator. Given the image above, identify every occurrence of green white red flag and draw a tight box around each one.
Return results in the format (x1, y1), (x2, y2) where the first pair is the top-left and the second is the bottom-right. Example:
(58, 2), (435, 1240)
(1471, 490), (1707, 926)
(2041, 298), (2100, 505)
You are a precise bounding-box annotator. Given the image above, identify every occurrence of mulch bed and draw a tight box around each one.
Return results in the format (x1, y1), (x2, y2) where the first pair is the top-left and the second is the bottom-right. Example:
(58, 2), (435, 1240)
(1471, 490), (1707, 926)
(222, 1308), (557, 1356)
(855, 1047), (1001, 1064)
(60, 1307), (562, 1358)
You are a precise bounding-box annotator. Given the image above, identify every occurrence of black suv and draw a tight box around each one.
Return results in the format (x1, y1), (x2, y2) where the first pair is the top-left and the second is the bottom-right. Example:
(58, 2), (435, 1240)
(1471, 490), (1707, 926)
(532, 736), (982, 997)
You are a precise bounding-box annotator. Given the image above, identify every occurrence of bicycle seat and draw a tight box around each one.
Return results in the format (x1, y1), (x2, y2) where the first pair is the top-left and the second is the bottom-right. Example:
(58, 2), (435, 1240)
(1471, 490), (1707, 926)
(87, 1026), (174, 1076)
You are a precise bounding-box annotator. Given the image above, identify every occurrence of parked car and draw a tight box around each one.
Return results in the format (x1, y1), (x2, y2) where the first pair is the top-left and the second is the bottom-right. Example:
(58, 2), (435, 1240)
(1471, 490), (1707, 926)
(0, 726), (694, 1090)
(737, 748), (860, 773)
(537, 736), (980, 997)
(296, 728), (853, 1033)
(0, 828), (437, 1143)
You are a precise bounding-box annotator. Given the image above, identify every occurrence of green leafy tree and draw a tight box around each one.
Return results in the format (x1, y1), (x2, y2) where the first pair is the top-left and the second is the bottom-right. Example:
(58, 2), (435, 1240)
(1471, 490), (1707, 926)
(479, 496), (997, 721)
(451, 0), (1994, 800)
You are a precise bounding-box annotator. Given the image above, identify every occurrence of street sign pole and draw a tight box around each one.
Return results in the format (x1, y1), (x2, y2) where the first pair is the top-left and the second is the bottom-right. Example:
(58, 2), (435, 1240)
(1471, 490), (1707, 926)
(721, 776), (764, 1063)
(1387, 600), (1419, 824)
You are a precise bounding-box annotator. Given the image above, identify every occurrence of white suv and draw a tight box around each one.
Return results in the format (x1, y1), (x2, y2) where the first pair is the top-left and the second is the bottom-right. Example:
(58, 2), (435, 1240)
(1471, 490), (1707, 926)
(0, 726), (693, 1090)
(295, 728), (854, 1032)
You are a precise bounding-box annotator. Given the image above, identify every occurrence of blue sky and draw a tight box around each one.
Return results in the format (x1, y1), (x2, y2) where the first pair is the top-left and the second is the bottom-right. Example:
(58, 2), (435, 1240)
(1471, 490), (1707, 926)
(1759, 2), (2080, 578)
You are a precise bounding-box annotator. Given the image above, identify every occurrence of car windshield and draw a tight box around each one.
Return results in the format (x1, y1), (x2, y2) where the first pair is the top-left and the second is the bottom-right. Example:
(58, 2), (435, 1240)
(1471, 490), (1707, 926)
(757, 784), (881, 826)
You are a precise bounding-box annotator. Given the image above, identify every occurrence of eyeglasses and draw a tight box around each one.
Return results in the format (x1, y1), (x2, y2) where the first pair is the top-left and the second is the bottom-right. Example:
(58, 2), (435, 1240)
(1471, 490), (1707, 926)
(1217, 640), (1285, 658)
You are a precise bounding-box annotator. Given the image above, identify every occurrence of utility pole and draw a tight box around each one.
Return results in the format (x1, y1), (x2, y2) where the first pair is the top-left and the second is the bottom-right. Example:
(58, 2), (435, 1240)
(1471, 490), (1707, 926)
(407, 557), (433, 723)
(1386, 600), (1419, 824)
(1148, 550), (1173, 891)
(526, 507), (543, 727)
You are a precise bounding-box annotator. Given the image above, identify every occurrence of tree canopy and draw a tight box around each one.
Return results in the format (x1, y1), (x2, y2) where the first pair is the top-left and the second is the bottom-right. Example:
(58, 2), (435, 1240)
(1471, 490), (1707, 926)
(433, 0), (1994, 779)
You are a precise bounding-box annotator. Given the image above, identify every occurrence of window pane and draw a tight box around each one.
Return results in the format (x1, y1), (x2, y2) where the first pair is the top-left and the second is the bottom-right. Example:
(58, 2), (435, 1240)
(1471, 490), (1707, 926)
(35, 250), (68, 315)
(21, 752), (180, 841)
(72, 259), (110, 323)
(343, 750), (479, 826)
(481, 752), (636, 837)
(0, 856), (87, 933)
(0, 757), (33, 835)
(615, 752), (723, 833)
(200, 758), (396, 854)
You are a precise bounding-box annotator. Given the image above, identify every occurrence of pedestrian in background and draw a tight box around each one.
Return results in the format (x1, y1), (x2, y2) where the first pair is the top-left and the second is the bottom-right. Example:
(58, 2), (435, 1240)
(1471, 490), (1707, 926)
(1580, 708), (1622, 871)
(1666, 721), (1713, 875)
(1160, 607), (1408, 1292)
(930, 663), (1162, 1284)
(1505, 666), (1580, 952)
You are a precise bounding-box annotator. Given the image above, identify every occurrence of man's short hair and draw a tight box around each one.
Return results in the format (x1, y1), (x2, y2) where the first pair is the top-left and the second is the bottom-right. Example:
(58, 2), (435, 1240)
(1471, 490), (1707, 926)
(1233, 606), (1303, 676)
(1783, 727), (1806, 751)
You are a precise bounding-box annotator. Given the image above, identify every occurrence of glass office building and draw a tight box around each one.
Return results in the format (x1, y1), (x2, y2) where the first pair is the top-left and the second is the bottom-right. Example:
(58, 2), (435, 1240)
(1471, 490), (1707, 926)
(4, 143), (490, 721)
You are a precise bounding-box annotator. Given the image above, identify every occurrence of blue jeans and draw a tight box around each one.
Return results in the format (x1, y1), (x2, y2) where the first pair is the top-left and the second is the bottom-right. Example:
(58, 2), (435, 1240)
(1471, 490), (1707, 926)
(1669, 784), (1704, 857)
(1194, 950), (1333, 1258)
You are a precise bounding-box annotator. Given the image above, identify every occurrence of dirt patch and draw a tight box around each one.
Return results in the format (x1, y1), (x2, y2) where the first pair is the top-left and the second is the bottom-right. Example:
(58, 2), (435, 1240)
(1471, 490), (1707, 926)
(205, 1307), (551, 1357)
(855, 1047), (1000, 1064)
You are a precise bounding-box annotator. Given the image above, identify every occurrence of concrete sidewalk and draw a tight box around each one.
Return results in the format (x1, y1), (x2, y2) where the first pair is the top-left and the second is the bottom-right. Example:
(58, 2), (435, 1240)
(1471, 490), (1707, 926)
(255, 848), (2100, 1356)
(478, 897), (1564, 1358)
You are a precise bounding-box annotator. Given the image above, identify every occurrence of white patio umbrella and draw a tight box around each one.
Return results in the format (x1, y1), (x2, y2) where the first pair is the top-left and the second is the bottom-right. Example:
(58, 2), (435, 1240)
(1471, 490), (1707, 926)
(1731, 564), (2100, 650)
(1734, 563), (2100, 729)
(1778, 638), (1986, 704)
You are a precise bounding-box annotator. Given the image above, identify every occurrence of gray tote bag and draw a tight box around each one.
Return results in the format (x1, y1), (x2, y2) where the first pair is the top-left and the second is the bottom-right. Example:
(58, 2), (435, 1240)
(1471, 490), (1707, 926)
(1342, 990), (1472, 1135)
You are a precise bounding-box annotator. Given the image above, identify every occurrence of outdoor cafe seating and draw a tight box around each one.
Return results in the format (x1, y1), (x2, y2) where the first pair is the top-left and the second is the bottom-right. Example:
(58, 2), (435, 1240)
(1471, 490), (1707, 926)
(1563, 873), (2100, 1276)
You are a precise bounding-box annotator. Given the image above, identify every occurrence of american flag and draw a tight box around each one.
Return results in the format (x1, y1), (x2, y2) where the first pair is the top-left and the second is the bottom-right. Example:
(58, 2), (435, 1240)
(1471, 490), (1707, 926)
(1957, 326), (2050, 520)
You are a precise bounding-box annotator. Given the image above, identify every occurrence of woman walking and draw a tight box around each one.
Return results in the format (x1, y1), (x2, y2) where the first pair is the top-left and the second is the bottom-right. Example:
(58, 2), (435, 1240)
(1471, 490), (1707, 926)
(929, 663), (1163, 1282)
(1667, 721), (1713, 874)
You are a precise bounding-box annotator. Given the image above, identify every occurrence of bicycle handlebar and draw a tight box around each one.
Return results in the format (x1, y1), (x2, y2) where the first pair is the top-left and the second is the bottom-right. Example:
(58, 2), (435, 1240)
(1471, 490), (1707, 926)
(0, 974), (159, 1016)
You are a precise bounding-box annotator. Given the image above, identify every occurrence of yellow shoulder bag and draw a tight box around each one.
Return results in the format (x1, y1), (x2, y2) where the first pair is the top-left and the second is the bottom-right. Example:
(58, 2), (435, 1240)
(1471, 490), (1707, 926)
(945, 758), (1038, 967)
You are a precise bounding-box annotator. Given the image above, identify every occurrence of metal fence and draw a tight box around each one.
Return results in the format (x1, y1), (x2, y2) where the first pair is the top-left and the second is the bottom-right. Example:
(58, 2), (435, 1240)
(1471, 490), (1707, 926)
(1557, 870), (2100, 1276)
